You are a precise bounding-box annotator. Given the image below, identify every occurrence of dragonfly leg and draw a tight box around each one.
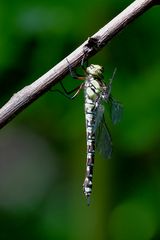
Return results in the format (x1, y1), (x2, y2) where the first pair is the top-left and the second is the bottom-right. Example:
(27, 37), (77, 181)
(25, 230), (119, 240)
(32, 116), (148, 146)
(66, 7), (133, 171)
(53, 81), (84, 100)
(59, 81), (78, 95)
(66, 58), (85, 80)
(60, 81), (84, 99)
(52, 59), (85, 99)
(70, 82), (84, 99)
(81, 55), (88, 72)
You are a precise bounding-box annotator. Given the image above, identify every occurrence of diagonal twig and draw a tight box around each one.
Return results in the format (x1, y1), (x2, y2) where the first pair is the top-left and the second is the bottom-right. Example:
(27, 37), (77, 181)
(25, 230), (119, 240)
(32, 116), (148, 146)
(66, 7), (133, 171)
(0, 0), (159, 129)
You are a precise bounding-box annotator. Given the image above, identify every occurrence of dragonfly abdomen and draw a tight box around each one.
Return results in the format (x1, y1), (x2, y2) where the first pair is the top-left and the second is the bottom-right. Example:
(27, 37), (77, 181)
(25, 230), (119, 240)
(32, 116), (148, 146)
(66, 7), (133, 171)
(83, 127), (95, 202)
(83, 96), (97, 204)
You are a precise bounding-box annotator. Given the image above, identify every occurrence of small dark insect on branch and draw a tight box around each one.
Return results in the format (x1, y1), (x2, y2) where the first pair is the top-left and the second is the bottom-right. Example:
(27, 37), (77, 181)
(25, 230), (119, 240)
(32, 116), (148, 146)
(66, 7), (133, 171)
(0, 0), (159, 129)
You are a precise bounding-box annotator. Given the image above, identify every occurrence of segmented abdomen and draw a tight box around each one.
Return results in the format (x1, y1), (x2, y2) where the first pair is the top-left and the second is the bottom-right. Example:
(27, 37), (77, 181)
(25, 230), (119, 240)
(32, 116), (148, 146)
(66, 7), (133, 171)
(83, 79), (100, 204)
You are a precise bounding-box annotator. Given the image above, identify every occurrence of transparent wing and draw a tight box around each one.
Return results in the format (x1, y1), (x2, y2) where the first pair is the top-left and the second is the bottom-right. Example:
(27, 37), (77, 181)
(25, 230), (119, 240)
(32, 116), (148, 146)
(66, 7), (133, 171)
(109, 96), (123, 125)
(94, 104), (112, 159)
(93, 104), (104, 133)
(96, 115), (112, 159)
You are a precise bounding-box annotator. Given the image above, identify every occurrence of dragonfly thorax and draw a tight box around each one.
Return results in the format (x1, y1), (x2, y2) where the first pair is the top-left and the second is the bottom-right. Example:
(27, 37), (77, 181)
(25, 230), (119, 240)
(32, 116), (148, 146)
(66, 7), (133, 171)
(85, 78), (102, 100)
(86, 64), (104, 79)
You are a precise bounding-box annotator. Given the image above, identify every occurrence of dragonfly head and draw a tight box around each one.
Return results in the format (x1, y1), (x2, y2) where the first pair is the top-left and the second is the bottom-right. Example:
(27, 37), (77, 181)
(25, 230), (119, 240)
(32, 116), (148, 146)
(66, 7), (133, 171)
(86, 64), (104, 78)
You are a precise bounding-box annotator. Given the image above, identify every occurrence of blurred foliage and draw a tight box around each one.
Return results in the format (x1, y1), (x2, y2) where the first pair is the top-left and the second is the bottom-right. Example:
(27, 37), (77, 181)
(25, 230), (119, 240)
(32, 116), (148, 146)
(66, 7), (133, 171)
(0, 0), (160, 240)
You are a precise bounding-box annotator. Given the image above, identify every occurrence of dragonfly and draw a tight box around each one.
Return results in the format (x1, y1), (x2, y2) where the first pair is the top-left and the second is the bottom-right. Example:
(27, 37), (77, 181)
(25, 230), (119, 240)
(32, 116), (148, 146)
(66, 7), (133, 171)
(56, 60), (122, 205)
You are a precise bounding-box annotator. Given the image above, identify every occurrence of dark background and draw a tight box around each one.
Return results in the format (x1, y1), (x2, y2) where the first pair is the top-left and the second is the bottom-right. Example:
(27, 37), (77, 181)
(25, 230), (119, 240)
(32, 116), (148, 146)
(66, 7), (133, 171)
(0, 1), (160, 240)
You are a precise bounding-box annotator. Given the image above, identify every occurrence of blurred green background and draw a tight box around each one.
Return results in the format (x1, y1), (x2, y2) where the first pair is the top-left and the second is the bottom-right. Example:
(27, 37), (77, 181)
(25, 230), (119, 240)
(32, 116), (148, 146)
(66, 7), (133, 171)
(0, 0), (160, 240)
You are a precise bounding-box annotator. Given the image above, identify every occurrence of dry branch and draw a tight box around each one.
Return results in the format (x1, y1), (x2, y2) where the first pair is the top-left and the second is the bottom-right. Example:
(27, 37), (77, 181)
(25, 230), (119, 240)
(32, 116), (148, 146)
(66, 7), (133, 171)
(0, 0), (159, 129)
